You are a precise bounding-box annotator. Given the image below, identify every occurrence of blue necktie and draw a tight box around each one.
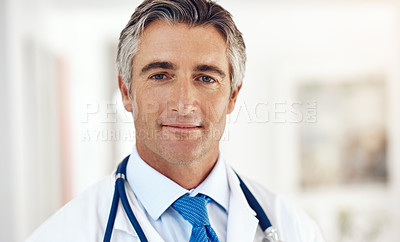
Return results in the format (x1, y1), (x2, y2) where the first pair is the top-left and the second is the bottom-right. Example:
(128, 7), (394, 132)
(172, 194), (219, 242)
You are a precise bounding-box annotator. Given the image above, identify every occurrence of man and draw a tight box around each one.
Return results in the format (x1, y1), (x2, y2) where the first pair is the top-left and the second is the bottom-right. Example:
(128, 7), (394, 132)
(27, 0), (325, 241)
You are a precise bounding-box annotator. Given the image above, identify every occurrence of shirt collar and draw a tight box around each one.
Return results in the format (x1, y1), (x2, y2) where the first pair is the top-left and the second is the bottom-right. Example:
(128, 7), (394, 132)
(126, 145), (230, 221)
(191, 151), (230, 213)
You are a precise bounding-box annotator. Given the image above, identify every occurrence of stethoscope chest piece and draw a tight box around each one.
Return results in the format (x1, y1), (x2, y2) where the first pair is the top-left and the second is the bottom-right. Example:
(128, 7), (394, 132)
(263, 226), (283, 242)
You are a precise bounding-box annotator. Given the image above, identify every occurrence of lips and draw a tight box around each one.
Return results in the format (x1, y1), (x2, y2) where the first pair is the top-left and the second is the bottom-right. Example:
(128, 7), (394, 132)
(161, 123), (202, 130)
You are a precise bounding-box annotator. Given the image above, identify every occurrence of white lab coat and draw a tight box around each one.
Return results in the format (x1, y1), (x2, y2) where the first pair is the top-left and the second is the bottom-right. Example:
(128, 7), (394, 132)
(26, 164), (325, 242)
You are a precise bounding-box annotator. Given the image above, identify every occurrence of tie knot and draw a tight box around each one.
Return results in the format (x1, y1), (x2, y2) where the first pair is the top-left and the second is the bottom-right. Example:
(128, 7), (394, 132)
(172, 194), (210, 227)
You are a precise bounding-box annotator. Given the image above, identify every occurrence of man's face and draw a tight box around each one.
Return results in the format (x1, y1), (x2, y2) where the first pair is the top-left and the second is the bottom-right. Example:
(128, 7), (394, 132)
(120, 20), (240, 165)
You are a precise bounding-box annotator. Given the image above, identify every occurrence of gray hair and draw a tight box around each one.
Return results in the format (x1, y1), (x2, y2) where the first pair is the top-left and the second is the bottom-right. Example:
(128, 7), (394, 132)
(117, 0), (246, 95)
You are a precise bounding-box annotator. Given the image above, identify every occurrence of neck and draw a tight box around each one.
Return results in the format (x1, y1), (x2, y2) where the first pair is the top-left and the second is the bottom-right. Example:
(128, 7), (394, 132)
(135, 142), (219, 190)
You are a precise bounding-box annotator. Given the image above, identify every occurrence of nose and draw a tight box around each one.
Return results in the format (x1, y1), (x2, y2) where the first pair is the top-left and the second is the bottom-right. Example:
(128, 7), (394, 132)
(169, 79), (198, 116)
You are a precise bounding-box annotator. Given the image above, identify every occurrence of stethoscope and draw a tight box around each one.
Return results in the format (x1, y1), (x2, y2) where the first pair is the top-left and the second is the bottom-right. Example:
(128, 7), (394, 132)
(103, 155), (282, 242)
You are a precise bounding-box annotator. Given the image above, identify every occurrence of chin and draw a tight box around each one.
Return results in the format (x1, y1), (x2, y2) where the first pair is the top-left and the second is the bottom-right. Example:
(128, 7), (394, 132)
(160, 141), (205, 165)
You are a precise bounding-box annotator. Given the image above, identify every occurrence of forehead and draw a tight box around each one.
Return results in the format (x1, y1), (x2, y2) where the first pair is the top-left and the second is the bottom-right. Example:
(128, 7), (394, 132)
(134, 20), (229, 69)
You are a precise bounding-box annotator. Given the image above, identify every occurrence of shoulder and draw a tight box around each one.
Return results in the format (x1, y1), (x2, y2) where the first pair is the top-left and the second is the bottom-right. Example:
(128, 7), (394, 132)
(25, 174), (114, 242)
(239, 176), (325, 242)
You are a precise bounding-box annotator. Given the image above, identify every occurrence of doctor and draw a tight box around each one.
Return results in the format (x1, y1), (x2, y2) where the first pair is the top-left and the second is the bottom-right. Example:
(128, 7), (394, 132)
(27, 0), (325, 241)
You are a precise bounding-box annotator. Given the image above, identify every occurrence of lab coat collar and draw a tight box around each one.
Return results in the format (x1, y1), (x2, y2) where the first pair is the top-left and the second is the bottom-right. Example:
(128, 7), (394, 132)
(109, 156), (159, 239)
(225, 164), (259, 242)
(110, 172), (138, 238)
(113, 178), (165, 241)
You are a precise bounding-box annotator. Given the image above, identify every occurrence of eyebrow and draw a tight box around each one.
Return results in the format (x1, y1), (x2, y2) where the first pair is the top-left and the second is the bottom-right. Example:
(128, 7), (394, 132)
(194, 64), (226, 78)
(140, 61), (176, 74)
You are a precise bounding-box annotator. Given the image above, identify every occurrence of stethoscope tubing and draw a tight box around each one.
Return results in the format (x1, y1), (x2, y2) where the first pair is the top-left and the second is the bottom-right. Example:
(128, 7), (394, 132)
(235, 172), (272, 231)
(103, 183), (120, 242)
(117, 176), (148, 241)
(103, 156), (148, 242)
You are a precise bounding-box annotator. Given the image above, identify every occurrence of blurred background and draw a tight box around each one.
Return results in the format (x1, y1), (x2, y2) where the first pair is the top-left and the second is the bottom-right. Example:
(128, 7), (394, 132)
(1, 0), (400, 241)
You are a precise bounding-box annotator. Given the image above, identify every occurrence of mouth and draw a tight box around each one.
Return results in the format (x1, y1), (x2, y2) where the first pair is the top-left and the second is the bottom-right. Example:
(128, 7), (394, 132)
(161, 123), (203, 131)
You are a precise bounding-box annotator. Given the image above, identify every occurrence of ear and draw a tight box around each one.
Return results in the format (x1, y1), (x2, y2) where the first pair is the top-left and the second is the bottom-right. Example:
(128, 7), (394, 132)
(118, 75), (133, 112)
(227, 83), (242, 114)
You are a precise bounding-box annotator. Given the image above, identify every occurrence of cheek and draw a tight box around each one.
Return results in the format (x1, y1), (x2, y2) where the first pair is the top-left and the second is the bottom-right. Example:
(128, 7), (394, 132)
(202, 96), (230, 124)
(133, 93), (163, 121)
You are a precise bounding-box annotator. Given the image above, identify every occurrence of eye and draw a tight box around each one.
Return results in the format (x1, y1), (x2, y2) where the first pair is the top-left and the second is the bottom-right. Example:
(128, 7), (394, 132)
(198, 75), (216, 83)
(150, 73), (167, 80)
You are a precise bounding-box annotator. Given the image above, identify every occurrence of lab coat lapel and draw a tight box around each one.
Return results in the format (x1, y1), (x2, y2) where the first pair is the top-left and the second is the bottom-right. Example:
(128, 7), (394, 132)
(226, 166), (259, 242)
(113, 199), (137, 237)
(113, 180), (165, 242)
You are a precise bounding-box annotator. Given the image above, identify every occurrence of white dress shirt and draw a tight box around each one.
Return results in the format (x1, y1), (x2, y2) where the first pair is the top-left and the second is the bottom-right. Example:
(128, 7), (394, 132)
(126, 146), (230, 242)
